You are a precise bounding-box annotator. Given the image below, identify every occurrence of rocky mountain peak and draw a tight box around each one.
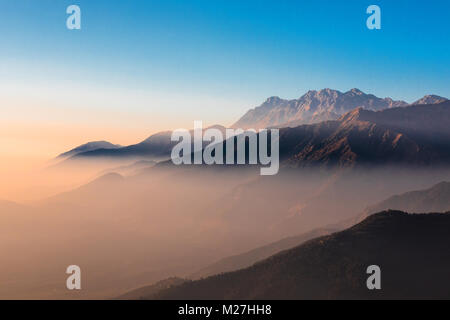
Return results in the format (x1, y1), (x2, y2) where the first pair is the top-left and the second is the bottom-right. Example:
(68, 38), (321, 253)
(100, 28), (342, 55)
(413, 95), (448, 105)
(233, 88), (409, 129)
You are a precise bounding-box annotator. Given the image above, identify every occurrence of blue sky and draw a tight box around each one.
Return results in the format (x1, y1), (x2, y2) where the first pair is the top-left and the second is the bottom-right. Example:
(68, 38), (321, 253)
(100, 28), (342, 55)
(0, 0), (449, 131)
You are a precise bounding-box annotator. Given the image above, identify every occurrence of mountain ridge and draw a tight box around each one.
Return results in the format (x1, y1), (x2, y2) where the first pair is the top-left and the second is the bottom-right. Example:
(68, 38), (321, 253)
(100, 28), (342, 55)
(57, 141), (122, 159)
(143, 210), (450, 300)
(361, 181), (450, 218)
(59, 125), (227, 163)
(234, 88), (448, 129)
(278, 100), (450, 168)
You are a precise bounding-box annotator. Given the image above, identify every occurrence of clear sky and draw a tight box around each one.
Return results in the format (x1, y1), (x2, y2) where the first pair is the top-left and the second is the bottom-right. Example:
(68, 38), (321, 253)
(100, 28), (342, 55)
(0, 0), (449, 157)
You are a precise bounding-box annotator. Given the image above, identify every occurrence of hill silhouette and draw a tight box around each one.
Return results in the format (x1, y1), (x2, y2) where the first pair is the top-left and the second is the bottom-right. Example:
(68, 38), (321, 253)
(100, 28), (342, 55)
(57, 141), (121, 158)
(145, 211), (450, 299)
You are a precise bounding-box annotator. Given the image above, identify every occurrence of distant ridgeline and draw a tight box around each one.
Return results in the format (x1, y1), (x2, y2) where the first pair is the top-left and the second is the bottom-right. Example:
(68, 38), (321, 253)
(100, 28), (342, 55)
(55, 92), (450, 170)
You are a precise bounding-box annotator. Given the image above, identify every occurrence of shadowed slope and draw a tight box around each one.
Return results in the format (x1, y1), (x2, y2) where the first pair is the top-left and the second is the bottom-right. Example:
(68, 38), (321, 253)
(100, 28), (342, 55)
(147, 211), (450, 300)
(278, 100), (450, 168)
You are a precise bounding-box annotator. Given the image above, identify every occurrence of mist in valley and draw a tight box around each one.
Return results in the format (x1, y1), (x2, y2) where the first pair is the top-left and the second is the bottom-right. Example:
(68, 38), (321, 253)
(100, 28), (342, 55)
(1, 159), (449, 299)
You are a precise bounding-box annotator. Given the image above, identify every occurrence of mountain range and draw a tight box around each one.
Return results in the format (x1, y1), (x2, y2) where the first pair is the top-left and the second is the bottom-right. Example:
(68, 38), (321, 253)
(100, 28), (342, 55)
(233, 88), (447, 129)
(56, 89), (448, 168)
(5, 88), (450, 300)
(187, 100), (450, 168)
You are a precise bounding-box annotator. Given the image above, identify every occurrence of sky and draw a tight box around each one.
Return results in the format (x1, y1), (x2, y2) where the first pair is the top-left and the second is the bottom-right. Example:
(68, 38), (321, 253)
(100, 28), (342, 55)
(0, 0), (449, 163)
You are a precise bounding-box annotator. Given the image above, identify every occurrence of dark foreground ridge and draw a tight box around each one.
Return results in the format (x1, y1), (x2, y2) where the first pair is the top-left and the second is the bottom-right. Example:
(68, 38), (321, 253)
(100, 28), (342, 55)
(139, 211), (450, 299)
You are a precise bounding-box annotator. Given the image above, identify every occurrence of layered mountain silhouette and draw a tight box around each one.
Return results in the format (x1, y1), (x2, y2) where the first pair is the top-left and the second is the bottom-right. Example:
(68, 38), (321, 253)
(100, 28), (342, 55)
(140, 211), (450, 299)
(59, 125), (227, 163)
(68, 131), (175, 161)
(154, 100), (450, 169)
(116, 179), (450, 300)
(57, 90), (448, 168)
(5, 87), (450, 300)
(175, 180), (450, 282)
